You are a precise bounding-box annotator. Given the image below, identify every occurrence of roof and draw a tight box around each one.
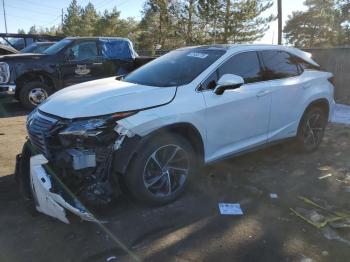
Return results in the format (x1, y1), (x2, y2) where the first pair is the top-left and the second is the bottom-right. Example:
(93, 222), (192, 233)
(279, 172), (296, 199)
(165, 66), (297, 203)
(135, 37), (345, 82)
(177, 44), (318, 67)
(65, 36), (130, 41)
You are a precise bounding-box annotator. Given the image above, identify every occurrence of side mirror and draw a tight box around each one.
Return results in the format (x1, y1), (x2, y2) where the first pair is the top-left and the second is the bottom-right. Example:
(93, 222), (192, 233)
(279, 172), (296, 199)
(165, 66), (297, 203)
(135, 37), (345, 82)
(214, 74), (244, 95)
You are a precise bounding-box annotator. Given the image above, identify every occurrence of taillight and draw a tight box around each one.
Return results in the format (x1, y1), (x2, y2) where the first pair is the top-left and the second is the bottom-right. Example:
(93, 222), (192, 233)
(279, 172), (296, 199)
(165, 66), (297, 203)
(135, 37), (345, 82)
(328, 76), (336, 86)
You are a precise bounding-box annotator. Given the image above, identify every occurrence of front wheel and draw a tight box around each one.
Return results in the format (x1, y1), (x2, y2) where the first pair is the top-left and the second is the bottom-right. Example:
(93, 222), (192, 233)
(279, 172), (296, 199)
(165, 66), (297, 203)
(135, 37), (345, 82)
(296, 107), (327, 152)
(19, 81), (52, 110)
(125, 134), (197, 205)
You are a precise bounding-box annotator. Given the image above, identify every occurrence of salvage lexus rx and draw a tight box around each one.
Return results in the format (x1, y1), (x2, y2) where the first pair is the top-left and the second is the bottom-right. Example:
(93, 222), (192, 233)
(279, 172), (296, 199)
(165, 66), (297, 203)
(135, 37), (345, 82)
(17, 44), (335, 223)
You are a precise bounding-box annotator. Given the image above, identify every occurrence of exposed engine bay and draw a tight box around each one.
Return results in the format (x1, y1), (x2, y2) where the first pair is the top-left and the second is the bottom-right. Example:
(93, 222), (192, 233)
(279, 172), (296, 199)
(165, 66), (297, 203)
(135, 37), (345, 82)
(24, 109), (138, 208)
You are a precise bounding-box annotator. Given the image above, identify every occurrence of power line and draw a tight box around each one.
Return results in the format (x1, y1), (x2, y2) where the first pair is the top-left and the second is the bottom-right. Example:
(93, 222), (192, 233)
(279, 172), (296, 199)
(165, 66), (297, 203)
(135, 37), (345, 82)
(96, 0), (115, 9)
(15, 0), (61, 11)
(6, 3), (58, 16)
(45, 14), (62, 26)
(5, 13), (48, 24)
(97, 0), (128, 10)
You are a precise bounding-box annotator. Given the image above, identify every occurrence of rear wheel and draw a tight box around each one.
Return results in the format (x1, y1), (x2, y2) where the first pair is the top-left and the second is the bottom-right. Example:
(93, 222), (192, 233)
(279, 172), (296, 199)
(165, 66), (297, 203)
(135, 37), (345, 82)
(19, 81), (52, 110)
(296, 107), (327, 152)
(125, 134), (196, 205)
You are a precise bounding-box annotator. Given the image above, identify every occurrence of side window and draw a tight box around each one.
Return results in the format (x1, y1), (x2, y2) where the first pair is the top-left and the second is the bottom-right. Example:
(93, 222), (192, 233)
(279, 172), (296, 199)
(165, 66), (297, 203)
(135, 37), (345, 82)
(218, 51), (263, 84)
(260, 50), (300, 80)
(66, 41), (98, 61)
(202, 70), (218, 90)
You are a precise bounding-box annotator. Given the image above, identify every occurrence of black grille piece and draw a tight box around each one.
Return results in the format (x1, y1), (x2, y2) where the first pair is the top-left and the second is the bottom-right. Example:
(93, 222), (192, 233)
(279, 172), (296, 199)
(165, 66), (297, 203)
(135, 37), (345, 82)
(27, 111), (58, 156)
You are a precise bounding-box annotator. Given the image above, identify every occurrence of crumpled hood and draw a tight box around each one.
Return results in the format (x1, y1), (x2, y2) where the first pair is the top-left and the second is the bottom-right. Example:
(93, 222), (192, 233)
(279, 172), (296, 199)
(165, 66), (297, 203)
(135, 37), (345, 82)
(39, 77), (176, 119)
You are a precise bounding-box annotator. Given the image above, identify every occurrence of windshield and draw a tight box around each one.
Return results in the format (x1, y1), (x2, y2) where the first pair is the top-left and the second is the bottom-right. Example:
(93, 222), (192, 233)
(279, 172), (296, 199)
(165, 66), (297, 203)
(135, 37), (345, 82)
(21, 43), (53, 54)
(43, 39), (71, 55)
(123, 49), (225, 87)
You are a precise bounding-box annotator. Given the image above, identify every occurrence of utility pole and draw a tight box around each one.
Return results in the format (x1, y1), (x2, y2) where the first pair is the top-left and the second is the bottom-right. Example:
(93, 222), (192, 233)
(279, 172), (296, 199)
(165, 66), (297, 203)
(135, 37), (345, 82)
(277, 0), (282, 45)
(61, 8), (64, 27)
(2, 0), (7, 33)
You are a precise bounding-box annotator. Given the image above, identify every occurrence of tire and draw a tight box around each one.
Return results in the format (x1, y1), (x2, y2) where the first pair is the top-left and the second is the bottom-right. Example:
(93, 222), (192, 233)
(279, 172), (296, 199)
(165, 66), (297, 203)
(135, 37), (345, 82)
(19, 81), (53, 110)
(296, 107), (327, 152)
(125, 133), (197, 205)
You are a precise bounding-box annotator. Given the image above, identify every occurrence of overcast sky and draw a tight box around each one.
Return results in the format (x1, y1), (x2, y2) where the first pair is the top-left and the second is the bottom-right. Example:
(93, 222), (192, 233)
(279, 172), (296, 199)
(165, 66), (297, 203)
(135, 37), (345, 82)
(0, 0), (307, 44)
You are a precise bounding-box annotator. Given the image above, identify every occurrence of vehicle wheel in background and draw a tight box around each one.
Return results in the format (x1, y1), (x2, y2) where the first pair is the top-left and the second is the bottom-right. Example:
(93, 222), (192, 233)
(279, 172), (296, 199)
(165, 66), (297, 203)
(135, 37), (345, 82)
(296, 107), (327, 152)
(125, 133), (197, 205)
(19, 81), (53, 110)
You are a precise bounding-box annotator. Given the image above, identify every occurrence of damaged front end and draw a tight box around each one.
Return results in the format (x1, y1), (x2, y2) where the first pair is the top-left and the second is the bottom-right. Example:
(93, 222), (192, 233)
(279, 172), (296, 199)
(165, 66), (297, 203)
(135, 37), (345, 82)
(16, 109), (138, 223)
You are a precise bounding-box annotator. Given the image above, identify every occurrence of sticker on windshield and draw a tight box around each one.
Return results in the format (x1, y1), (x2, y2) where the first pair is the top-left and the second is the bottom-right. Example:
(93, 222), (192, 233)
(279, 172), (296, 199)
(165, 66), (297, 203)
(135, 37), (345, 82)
(187, 52), (208, 59)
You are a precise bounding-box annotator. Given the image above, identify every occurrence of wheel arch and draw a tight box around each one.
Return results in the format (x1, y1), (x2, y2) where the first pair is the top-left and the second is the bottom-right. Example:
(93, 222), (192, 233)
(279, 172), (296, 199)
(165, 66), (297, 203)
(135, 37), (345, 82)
(15, 71), (56, 98)
(113, 122), (205, 176)
(298, 98), (330, 131)
(146, 122), (205, 164)
(304, 98), (330, 118)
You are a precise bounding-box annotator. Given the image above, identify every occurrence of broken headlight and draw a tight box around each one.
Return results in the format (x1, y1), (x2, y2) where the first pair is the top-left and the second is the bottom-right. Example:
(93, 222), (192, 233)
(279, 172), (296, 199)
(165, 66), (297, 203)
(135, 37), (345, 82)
(59, 111), (137, 137)
(59, 118), (107, 137)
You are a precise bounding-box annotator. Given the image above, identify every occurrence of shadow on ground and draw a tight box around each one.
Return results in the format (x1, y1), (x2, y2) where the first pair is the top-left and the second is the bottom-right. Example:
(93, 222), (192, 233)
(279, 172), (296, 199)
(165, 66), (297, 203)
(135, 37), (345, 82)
(1, 98), (350, 262)
(0, 95), (29, 118)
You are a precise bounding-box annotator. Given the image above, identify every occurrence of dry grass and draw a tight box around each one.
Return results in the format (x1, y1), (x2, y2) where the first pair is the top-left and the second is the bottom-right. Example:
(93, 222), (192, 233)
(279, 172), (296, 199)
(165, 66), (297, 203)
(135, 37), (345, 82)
(0, 115), (26, 177)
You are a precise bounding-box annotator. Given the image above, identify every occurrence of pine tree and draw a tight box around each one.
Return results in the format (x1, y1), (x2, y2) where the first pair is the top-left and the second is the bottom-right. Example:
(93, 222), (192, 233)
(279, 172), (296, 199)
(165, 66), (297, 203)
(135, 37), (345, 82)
(284, 0), (347, 47)
(62, 0), (83, 36)
(81, 2), (100, 36)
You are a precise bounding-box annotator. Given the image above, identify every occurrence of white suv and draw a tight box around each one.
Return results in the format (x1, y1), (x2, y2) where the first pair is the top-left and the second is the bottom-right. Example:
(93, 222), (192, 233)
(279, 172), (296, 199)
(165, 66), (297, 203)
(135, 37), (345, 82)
(20, 44), (335, 223)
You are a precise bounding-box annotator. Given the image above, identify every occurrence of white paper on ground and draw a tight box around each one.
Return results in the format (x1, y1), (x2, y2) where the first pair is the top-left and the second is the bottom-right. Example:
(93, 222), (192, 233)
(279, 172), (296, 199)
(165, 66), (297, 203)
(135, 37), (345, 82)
(331, 104), (350, 125)
(270, 193), (278, 199)
(218, 203), (243, 215)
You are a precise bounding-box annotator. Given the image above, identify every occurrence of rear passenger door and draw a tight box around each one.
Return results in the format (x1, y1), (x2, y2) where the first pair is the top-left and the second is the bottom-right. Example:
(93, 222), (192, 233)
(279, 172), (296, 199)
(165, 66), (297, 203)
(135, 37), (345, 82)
(259, 50), (304, 141)
(202, 51), (272, 161)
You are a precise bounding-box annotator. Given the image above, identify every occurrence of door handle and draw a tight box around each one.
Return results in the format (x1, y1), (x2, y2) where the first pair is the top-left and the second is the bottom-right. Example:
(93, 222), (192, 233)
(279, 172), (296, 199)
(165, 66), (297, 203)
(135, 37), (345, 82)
(93, 62), (103, 66)
(256, 90), (270, 97)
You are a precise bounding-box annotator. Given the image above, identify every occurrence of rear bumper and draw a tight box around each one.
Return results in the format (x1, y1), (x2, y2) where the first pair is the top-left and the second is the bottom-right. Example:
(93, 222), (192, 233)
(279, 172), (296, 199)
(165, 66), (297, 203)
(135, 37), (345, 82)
(29, 154), (96, 223)
(0, 83), (16, 95)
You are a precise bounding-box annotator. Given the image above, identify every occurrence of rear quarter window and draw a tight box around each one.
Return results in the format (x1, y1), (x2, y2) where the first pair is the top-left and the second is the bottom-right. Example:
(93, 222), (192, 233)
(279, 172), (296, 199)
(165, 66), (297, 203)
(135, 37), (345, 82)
(260, 50), (300, 80)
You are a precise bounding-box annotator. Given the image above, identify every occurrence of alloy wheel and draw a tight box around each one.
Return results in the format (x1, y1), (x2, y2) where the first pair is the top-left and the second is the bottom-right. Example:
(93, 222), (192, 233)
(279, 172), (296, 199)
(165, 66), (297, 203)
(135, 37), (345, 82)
(303, 112), (325, 147)
(143, 144), (190, 198)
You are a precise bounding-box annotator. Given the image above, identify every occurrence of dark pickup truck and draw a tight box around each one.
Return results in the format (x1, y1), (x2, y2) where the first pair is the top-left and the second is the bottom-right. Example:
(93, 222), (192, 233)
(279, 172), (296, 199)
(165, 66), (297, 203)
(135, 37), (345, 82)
(0, 37), (154, 109)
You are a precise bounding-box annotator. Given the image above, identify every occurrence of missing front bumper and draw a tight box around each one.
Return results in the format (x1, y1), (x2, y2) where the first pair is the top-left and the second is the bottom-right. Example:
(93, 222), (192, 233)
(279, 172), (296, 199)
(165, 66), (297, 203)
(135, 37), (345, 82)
(30, 154), (96, 224)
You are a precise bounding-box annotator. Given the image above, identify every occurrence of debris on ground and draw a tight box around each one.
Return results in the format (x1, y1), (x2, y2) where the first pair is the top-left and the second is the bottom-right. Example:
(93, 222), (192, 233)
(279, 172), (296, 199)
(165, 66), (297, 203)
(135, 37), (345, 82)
(218, 203), (243, 215)
(318, 174), (332, 180)
(106, 256), (117, 261)
(291, 196), (350, 246)
(321, 226), (350, 246)
(343, 186), (350, 193)
(291, 196), (350, 228)
(269, 193), (278, 199)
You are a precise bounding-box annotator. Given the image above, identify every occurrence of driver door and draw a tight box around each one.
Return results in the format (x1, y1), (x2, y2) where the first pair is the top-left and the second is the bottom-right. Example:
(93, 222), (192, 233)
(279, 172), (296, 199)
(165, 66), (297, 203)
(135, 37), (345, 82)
(202, 51), (272, 162)
(60, 40), (104, 87)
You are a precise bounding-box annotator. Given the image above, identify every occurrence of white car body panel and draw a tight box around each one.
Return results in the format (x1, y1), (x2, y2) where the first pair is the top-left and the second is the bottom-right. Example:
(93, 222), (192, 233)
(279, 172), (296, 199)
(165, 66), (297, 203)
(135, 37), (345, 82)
(201, 82), (271, 162)
(30, 155), (95, 223)
(39, 77), (176, 119)
(38, 44), (335, 164)
(30, 44), (335, 222)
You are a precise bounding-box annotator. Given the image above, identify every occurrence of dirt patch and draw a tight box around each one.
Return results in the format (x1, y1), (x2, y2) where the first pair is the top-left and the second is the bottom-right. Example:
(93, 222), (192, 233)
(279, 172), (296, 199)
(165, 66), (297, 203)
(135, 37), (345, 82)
(1, 97), (350, 261)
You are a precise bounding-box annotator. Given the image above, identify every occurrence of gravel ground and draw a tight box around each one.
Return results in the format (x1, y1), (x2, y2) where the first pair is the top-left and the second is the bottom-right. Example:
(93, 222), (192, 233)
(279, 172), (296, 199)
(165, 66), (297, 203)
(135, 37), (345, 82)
(1, 96), (350, 262)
